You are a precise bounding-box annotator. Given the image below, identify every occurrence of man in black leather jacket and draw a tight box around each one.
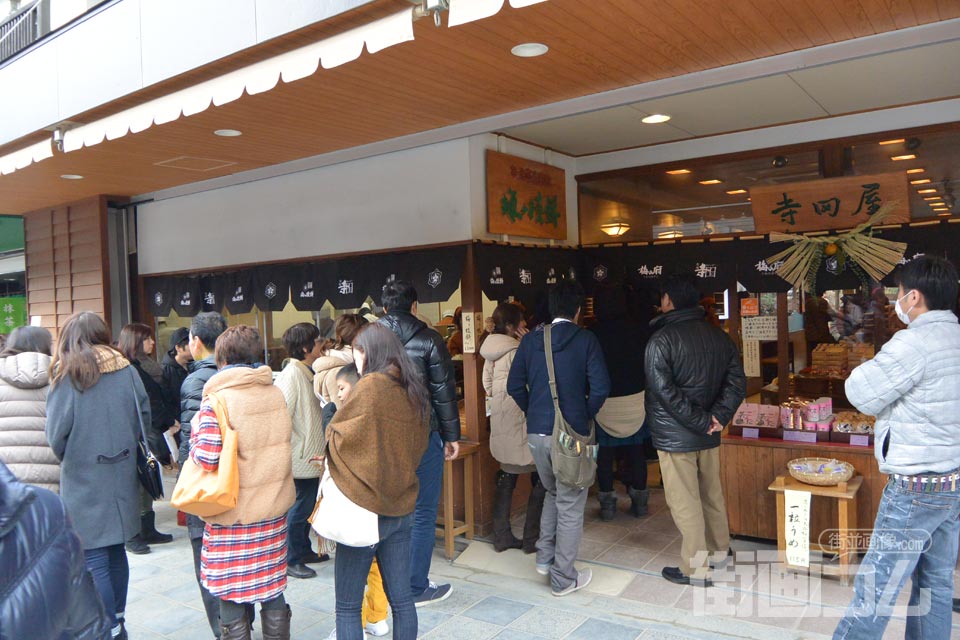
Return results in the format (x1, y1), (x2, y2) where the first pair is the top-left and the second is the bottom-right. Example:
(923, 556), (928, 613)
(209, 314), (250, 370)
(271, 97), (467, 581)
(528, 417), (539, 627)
(178, 312), (227, 638)
(0, 461), (112, 640)
(380, 280), (461, 606)
(644, 273), (745, 587)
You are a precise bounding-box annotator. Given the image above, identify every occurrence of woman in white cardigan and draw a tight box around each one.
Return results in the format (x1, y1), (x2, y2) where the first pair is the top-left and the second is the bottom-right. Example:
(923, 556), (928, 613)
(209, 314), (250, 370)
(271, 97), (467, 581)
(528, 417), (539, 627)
(313, 314), (368, 407)
(275, 322), (327, 580)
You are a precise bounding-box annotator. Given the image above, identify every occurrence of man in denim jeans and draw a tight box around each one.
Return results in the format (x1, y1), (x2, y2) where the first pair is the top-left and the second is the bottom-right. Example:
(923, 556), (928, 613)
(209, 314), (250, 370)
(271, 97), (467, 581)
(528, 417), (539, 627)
(835, 256), (960, 639)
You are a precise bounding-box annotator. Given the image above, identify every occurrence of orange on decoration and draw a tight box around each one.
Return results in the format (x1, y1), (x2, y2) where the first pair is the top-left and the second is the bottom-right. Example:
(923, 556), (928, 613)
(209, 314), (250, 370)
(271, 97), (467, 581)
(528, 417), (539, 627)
(824, 243), (839, 257)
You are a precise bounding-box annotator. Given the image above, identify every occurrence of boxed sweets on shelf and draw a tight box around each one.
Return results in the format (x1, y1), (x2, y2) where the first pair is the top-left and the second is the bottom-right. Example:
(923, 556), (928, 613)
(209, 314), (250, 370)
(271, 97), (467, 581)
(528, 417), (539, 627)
(780, 399), (831, 442)
(728, 402), (782, 439)
(830, 411), (876, 446)
(848, 344), (875, 370)
(810, 343), (849, 376)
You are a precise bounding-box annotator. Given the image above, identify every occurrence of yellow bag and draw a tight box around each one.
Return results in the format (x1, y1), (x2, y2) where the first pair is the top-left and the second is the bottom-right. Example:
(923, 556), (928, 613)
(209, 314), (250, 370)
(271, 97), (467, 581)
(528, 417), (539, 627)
(171, 392), (239, 517)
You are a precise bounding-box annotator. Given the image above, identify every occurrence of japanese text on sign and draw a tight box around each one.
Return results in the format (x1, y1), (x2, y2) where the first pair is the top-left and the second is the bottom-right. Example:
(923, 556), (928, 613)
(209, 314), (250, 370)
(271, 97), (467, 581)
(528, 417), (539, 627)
(743, 340), (761, 378)
(784, 489), (811, 568)
(742, 316), (778, 342)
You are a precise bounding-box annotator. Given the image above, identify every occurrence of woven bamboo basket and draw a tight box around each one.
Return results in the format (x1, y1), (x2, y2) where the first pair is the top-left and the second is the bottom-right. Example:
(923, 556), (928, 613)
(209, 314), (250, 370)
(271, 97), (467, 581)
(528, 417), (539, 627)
(788, 457), (854, 486)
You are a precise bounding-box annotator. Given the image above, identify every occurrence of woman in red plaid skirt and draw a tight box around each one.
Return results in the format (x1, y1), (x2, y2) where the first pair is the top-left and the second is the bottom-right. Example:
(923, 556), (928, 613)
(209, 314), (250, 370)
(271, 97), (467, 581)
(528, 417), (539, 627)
(189, 326), (296, 640)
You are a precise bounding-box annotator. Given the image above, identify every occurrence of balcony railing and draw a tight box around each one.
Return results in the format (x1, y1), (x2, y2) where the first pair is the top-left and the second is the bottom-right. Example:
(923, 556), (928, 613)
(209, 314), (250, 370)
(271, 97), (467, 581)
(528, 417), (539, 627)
(0, 0), (48, 64)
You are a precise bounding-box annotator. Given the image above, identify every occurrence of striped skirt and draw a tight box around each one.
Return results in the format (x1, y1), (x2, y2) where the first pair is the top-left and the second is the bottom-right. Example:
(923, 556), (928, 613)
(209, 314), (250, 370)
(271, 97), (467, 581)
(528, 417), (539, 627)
(200, 514), (289, 603)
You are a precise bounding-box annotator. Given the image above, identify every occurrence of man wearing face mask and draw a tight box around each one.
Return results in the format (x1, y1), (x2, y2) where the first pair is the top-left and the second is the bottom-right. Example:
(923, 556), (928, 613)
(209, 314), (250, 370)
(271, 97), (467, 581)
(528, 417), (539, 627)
(834, 256), (960, 640)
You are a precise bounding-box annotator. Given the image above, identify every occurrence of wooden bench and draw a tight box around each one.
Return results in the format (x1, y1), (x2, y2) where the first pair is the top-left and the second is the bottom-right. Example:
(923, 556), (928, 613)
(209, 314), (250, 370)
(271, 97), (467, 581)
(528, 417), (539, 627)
(435, 440), (479, 559)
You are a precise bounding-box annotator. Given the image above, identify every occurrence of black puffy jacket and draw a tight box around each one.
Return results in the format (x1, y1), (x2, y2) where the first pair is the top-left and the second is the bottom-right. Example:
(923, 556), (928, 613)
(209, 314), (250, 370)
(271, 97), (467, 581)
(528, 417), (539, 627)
(177, 357), (219, 465)
(0, 462), (111, 640)
(644, 307), (746, 453)
(161, 350), (189, 428)
(380, 312), (461, 443)
(132, 360), (174, 465)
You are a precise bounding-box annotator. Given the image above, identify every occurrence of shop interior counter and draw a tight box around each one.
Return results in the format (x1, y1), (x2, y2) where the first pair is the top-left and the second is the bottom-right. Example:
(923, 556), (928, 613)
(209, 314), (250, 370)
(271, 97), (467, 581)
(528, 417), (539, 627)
(720, 434), (885, 545)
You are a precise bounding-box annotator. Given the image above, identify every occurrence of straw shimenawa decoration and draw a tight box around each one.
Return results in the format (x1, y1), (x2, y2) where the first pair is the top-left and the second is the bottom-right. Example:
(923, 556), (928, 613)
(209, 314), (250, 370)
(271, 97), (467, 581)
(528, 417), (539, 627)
(765, 202), (907, 292)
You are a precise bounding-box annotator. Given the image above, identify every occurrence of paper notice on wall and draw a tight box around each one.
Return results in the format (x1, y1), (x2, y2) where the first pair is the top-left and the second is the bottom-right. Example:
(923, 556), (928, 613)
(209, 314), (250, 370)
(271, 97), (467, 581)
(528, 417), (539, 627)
(743, 340), (761, 378)
(30, 315), (41, 327)
(784, 489), (811, 568)
(742, 316), (778, 341)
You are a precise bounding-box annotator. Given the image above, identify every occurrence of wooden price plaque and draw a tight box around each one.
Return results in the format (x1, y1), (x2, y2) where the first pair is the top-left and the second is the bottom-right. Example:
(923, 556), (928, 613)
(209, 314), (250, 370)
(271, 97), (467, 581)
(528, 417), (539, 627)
(486, 150), (567, 240)
(750, 173), (910, 235)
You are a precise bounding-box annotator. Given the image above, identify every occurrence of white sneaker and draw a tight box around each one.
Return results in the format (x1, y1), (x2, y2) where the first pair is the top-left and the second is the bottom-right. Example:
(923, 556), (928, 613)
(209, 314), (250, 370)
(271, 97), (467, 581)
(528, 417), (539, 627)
(535, 562), (552, 576)
(552, 568), (592, 597)
(364, 619), (389, 636)
(326, 628), (337, 640)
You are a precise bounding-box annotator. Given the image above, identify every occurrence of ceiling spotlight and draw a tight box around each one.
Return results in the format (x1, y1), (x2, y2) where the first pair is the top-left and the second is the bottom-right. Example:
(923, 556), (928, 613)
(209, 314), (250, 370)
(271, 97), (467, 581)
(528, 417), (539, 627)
(511, 43), (548, 57)
(60, 174), (84, 180)
(891, 154), (916, 161)
(906, 168), (925, 174)
(699, 179), (723, 185)
(641, 114), (671, 124)
(726, 189), (747, 195)
(772, 156), (788, 168)
(214, 129), (243, 137)
(910, 179), (931, 185)
(878, 139), (905, 145)
(665, 169), (691, 175)
(600, 219), (631, 236)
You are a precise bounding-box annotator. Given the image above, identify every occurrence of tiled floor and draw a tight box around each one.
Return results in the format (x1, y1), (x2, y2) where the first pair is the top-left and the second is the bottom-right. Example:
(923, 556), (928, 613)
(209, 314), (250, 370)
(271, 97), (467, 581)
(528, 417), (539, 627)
(123, 477), (960, 639)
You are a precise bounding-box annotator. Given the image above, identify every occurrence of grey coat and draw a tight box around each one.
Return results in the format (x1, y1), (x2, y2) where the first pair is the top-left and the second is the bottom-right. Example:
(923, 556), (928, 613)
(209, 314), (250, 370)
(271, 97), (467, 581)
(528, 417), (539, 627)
(0, 352), (58, 492)
(46, 365), (148, 550)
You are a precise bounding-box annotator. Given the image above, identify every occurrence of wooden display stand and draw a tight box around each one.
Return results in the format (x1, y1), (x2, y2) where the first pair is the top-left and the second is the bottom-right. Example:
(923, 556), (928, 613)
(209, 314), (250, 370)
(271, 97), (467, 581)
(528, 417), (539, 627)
(721, 435), (883, 547)
(436, 441), (479, 559)
(768, 474), (862, 585)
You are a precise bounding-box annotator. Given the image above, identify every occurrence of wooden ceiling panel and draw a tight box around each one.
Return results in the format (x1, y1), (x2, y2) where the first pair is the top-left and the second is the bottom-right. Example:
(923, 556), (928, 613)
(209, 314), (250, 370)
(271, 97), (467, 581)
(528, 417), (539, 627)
(0, 0), (950, 213)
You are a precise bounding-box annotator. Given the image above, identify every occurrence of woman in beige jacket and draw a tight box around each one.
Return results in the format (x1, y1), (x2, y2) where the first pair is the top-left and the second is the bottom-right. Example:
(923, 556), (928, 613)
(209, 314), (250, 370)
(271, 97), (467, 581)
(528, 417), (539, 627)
(313, 314), (367, 406)
(0, 326), (56, 492)
(479, 303), (545, 553)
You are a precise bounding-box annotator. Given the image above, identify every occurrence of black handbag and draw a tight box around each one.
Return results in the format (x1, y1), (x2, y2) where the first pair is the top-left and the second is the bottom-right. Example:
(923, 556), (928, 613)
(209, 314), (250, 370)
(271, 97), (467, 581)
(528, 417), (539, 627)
(131, 368), (164, 500)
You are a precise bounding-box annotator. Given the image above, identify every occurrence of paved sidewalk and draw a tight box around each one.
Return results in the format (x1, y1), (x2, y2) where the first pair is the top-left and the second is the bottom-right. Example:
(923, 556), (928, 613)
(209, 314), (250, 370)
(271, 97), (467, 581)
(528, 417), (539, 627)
(122, 481), (960, 639)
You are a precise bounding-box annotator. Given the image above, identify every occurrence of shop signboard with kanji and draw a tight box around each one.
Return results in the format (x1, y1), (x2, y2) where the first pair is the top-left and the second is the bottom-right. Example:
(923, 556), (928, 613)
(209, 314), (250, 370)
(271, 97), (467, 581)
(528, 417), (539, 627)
(486, 150), (567, 240)
(0, 296), (26, 334)
(750, 173), (910, 235)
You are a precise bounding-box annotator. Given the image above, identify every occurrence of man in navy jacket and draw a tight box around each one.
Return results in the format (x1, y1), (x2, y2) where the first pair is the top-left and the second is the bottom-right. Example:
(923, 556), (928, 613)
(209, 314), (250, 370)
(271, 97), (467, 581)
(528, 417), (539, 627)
(508, 280), (610, 596)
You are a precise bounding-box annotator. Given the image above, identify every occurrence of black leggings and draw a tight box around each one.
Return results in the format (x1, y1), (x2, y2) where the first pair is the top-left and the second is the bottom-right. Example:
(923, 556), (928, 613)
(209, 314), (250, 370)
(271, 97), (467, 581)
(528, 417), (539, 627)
(597, 444), (648, 493)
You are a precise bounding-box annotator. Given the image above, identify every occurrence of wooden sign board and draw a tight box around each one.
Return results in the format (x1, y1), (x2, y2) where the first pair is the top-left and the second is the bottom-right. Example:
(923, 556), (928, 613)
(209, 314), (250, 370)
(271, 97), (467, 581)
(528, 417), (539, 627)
(750, 173), (910, 235)
(486, 150), (567, 240)
(742, 316), (778, 341)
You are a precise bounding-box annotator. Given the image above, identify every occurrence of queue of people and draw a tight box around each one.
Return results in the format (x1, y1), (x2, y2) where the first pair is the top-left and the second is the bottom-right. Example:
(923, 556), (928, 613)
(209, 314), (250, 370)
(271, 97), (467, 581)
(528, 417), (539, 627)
(8, 259), (960, 639)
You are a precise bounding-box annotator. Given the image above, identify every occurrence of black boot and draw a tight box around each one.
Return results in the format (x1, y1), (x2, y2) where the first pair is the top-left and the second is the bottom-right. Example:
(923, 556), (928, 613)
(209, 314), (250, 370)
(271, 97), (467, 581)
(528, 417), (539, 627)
(522, 473), (546, 554)
(598, 491), (618, 522)
(493, 471), (522, 552)
(261, 604), (291, 640)
(141, 511), (174, 544)
(221, 611), (251, 640)
(628, 487), (649, 518)
(125, 534), (150, 555)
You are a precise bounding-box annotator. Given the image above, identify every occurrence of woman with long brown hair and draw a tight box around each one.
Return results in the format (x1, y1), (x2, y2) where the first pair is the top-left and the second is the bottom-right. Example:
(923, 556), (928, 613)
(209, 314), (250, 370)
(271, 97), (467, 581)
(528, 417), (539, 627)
(117, 322), (176, 553)
(46, 312), (150, 640)
(327, 323), (429, 640)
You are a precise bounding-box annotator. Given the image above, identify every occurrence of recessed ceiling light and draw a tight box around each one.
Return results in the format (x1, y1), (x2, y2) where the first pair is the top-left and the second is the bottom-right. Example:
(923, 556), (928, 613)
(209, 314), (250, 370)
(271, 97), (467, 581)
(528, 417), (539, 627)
(910, 179), (931, 185)
(891, 154), (916, 161)
(641, 114), (671, 124)
(214, 129), (243, 137)
(665, 169), (691, 175)
(918, 188), (938, 194)
(60, 174), (83, 180)
(906, 168), (925, 174)
(699, 179), (723, 185)
(878, 139), (905, 145)
(934, 207), (949, 211)
(726, 189), (747, 195)
(511, 43), (548, 57)
(924, 196), (943, 201)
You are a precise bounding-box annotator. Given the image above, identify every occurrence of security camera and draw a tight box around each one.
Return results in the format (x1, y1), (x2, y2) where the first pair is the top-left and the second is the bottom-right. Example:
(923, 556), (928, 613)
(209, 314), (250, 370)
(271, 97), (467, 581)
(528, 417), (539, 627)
(772, 156), (788, 168)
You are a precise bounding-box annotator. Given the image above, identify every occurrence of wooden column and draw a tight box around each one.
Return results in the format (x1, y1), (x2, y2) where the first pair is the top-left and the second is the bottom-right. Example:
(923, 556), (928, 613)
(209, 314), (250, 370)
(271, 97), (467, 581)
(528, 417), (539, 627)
(461, 243), (485, 444)
(777, 291), (790, 403)
(23, 196), (112, 340)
